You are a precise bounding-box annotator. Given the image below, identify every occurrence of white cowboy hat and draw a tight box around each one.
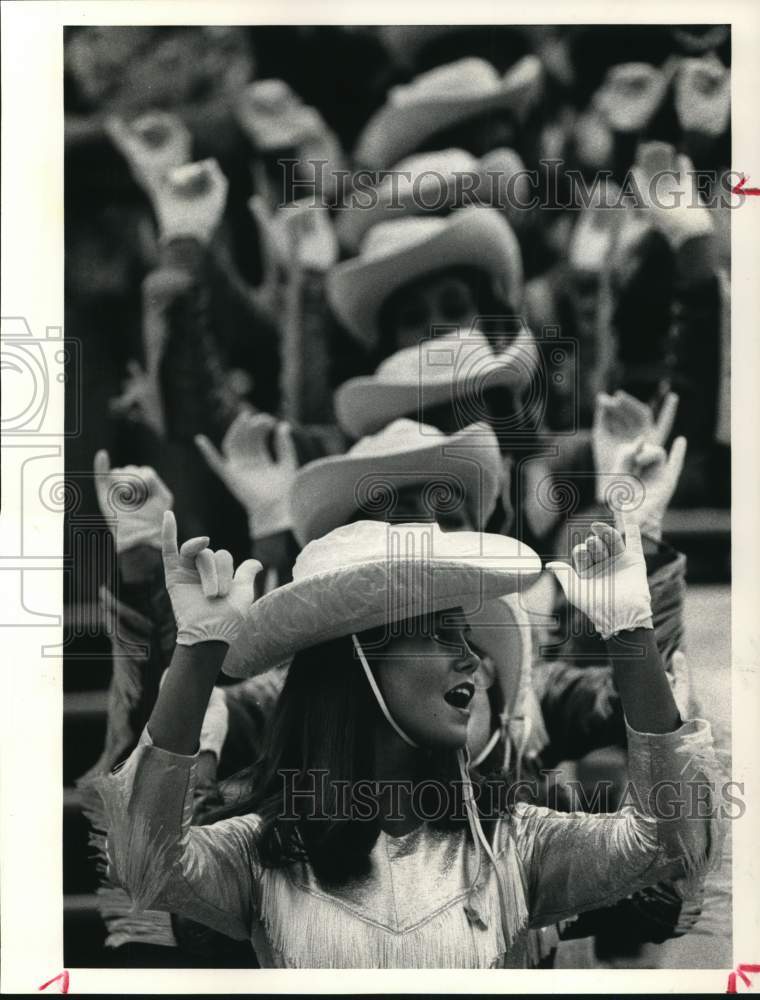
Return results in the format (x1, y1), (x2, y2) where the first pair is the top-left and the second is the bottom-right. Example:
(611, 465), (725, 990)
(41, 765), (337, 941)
(334, 328), (538, 439)
(354, 55), (543, 170)
(326, 205), (523, 350)
(336, 147), (527, 253)
(223, 519), (541, 678)
(290, 418), (504, 546)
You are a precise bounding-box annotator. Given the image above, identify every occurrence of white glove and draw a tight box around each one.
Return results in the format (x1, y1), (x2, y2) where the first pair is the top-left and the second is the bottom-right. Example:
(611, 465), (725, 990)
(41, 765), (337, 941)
(668, 650), (691, 720)
(161, 510), (262, 646)
(195, 411), (298, 538)
(631, 143), (714, 249)
(105, 111), (192, 200)
(153, 159), (229, 245)
(94, 450), (173, 552)
(610, 435), (687, 541)
(592, 389), (678, 504)
(547, 518), (653, 641)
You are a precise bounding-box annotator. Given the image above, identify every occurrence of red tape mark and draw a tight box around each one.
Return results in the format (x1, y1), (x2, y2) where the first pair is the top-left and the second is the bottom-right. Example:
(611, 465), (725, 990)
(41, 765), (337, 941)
(727, 963), (760, 993)
(38, 970), (69, 994)
(732, 176), (760, 196)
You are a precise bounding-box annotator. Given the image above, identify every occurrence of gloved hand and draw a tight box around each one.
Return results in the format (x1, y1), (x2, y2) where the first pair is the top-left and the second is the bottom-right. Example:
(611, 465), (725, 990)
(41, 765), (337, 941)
(609, 434), (687, 541)
(105, 111), (192, 200)
(630, 143), (714, 249)
(195, 411), (298, 539)
(152, 159), (229, 245)
(547, 518), (653, 641)
(108, 359), (166, 439)
(94, 450), (173, 552)
(592, 389), (678, 503)
(668, 650), (691, 720)
(161, 510), (261, 646)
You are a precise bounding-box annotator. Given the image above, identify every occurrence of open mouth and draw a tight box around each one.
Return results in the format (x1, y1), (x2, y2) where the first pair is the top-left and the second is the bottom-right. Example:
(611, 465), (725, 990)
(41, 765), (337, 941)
(443, 681), (475, 710)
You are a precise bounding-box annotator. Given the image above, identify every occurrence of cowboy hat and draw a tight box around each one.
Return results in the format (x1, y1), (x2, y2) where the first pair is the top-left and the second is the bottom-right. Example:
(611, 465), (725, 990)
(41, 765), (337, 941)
(336, 147), (527, 253)
(354, 55), (543, 170)
(290, 418), (504, 546)
(326, 205), (523, 350)
(223, 519), (541, 678)
(334, 328), (538, 439)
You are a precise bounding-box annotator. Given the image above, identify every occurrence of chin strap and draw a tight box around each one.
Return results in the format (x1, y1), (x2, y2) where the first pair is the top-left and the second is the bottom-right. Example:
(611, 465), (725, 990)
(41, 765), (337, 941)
(352, 634), (420, 749)
(354, 633), (523, 948)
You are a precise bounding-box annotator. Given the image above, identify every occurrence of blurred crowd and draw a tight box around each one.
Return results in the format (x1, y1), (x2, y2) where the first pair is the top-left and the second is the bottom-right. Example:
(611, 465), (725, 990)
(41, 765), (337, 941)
(65, 23), (732, 971)
(65, 24), (730, 564)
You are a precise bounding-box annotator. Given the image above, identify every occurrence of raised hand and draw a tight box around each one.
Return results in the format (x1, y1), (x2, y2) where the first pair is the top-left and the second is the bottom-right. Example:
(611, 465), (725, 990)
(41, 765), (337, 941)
(592, 389), (679, 503)
(108, 359), (166, 440)
(151, 159), (229, 244)
(630, 142), (713, 249)
(105, 111), (192, 198)
(547, 518), (653, 641)
(609, 435), (687, 541)
(94, 450), (173, 552)
(195, 411), (298, 538)
(161, 510), (261, 646)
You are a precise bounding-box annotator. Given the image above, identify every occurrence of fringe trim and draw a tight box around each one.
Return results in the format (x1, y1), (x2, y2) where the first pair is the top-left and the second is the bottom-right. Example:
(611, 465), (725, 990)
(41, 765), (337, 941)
(78, 773), (179, 948)
(256, 847), (529, 969)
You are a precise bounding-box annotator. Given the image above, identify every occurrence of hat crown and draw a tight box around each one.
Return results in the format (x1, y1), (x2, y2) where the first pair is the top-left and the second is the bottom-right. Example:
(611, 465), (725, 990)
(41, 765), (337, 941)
(606, 62), (662, 94)
(348, 418), (445, 457)
(293, 519), (446, 582)
(392, 147), (480, 180)
(392, 57), (501, 106)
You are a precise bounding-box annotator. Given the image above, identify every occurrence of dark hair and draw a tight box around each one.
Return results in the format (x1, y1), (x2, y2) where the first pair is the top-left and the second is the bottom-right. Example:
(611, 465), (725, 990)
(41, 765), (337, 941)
(210, 632), (499, 885)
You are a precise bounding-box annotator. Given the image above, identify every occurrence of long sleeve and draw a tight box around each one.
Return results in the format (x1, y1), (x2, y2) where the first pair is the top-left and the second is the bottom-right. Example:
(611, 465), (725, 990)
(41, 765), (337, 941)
(94, 727), (263, 942)
(512, 718), (724, 929)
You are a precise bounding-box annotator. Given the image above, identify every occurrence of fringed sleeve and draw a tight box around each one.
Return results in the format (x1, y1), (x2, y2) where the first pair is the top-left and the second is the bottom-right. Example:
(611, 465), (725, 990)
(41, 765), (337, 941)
(93, 727), (262, 942)
(512, 717), (726, 929)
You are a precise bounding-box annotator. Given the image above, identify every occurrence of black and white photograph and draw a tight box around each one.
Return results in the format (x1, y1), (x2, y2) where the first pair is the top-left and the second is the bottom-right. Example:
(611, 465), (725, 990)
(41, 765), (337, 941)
(2, 3), (758, 992)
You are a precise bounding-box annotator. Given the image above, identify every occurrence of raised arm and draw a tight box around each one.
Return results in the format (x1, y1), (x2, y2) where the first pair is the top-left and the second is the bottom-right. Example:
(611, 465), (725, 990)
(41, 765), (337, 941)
(510, 519), (724, 928)
(93, 513), (265, 939)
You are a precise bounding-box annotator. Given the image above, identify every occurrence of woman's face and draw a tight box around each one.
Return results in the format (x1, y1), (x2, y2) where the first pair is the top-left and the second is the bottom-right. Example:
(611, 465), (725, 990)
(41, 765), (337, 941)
(365, 607), (484, 750)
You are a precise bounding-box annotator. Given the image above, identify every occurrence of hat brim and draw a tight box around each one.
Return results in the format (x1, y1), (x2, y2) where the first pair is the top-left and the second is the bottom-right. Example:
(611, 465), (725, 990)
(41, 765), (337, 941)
(291, 421), (502, 546)
(327, 206), (522, 350)
(334, 328), (537, 438)
(354, 56), (542, 170)
(223, 532), (541, 678)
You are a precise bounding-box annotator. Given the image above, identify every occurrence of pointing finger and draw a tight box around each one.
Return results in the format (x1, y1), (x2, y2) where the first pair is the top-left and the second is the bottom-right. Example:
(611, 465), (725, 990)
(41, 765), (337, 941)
(161, 510), (180, 565)
(654, 391), (679, 445)
(195, 434), (226, 478)
(665, 435), (687, 485)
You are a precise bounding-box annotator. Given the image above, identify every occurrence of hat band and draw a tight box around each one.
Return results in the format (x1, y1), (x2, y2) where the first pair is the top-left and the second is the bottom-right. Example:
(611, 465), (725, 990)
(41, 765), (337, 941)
(352, 634), (420, 749)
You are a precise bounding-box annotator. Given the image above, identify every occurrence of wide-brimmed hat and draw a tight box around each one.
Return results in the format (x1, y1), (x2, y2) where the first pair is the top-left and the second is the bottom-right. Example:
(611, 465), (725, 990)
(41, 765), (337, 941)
(354, 55), (543, 170)
(327, 205), (523, 349)
(334, 328), (538, 439)
(593, 62), (669, 133)
(223, 519), (541, 678)
(336, 147), (527, 253)
(290, 418), (504, 546)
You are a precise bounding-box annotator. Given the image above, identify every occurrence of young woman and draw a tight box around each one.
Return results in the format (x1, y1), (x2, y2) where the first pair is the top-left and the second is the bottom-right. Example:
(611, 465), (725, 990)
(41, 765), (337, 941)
(94, 512), (722, 969)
